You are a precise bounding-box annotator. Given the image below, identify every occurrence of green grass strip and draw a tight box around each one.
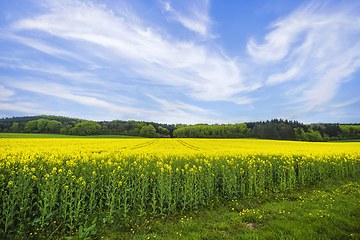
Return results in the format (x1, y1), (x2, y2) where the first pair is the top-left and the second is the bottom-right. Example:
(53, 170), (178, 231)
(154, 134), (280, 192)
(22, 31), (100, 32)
(94, 176), (360, 240)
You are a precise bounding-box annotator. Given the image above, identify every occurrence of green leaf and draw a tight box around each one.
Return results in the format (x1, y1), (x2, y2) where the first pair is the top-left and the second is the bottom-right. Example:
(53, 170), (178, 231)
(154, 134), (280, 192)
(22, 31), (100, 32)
(78, 225), (83, 235)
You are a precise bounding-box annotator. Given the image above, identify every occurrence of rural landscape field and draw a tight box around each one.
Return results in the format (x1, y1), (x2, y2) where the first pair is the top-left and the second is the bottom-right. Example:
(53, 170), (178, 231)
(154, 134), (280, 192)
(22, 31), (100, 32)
(1, 135), (360, 239)
(2, 0), (360, 239)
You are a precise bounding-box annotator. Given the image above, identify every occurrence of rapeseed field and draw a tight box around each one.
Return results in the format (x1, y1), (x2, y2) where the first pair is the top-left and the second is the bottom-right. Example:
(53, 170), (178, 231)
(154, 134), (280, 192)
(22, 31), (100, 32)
(1, 138), (359, 238)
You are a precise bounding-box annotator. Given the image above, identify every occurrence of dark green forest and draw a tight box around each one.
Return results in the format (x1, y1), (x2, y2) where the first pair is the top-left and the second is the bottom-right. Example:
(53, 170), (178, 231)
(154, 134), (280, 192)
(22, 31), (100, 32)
(1, 115), (359, 141)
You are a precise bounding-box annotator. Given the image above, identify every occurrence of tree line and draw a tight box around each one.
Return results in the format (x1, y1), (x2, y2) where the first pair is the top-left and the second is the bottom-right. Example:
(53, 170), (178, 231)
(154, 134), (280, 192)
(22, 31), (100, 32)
(1, 116), (359, 141)
(172, 123), (248, 138)
(172, 119), (360, 141)
(0, 116), (173, 138)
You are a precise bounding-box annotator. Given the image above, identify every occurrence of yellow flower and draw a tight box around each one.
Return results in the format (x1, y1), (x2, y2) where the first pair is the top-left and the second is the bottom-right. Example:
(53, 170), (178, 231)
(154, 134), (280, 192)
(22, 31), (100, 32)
(7, 181), (13, 187)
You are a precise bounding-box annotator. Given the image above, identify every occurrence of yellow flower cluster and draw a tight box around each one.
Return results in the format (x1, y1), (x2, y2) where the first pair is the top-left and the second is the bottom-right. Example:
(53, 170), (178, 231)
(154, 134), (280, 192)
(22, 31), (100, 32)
(0, 138), (359, 237)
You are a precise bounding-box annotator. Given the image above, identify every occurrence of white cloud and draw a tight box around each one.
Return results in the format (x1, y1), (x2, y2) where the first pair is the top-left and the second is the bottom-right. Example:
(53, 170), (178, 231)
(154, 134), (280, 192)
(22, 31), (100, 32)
(10, 0), (251, 104)
(0, 33), (93, 65)
(0, 85), (14, 101)
(147, 94), (213, 114)
(0, 102), (40, 114)
(2, 0), (360, 123)
(5, 79), (158, 118)
(146, 94), (223, 124)
(3, 78), (221, 124)
(247, 2), (360, 113)
(267, 67), (299, 85)
(331, 96), (360, 109)
(0, 56), (21, 61)
(0, 61), (98, 84)
(0, 101), (70, 116)
(162, 0), (212, 36)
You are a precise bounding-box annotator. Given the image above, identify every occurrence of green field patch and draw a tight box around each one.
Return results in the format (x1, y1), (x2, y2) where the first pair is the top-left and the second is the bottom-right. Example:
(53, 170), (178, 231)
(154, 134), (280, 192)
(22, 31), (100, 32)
(97, 176), (360, 240)
(332, 139), (360, 142)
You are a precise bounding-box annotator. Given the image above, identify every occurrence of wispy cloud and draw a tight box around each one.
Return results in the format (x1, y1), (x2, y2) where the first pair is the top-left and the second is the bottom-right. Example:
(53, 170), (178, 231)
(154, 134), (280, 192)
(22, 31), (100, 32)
(0, 85), (14, 101)
(0, 102), (41, 114)
(146, 94), (222, 124)
(0, 101), (66, 116)
(147, 94), (213, 114)
(162, 0), (212, 37)
(2, 78), (221, 124)
(267, 67), (299, 85)
(331, 96), (360, 109)
(0, 33), (93, 65)
(1, 0), (360, 123)
(9, 0), (250, 104)
(0, 61), (98, 84)
(5, 79), (156, 117)
(247, 2), (360, 114)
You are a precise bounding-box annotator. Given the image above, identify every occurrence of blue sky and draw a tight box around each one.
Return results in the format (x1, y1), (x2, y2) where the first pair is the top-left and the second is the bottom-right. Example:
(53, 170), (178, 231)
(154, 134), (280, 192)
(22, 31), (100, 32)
(1, 0), (360, 124)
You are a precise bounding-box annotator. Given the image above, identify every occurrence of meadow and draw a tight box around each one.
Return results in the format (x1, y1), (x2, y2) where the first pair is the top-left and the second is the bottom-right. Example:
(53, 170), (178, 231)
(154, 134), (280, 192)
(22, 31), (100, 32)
(0, 136), (359, 239)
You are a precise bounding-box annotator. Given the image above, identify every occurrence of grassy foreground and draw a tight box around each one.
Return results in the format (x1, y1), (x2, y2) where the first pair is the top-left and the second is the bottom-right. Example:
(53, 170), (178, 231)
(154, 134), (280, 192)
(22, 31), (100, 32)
(92, 176), (360, 240)
(0, 133), (141, 138)
(5, 177), (360, 239)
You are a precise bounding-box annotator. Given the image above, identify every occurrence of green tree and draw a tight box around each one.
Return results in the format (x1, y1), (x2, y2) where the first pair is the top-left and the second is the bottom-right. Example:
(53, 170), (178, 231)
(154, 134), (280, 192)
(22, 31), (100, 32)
(71, 121), (101, 135)
(294, 128), (309, 141)
(189, 127), (198, 138)
(82, 121), (101, 135)
(323, 133), (330, 142)
(306, 128), (323, 142)
(140, 124), (156, 138)
(46, 120), (63, 134)
(37, 119), (49, 133)
(23, 120), (38, 133)
(139, 126), (147, 137)
(158, 126), (169, 136)
(10, 122), (20, 133)
(147, 124), (156, 137)
(60, 126), (67, 135)
(66, 124), (74, 134)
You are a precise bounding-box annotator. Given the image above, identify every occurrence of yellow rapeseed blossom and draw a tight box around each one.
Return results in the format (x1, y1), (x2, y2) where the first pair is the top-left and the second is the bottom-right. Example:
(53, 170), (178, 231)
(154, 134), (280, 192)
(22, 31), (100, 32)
(0, 138), (359, 238)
